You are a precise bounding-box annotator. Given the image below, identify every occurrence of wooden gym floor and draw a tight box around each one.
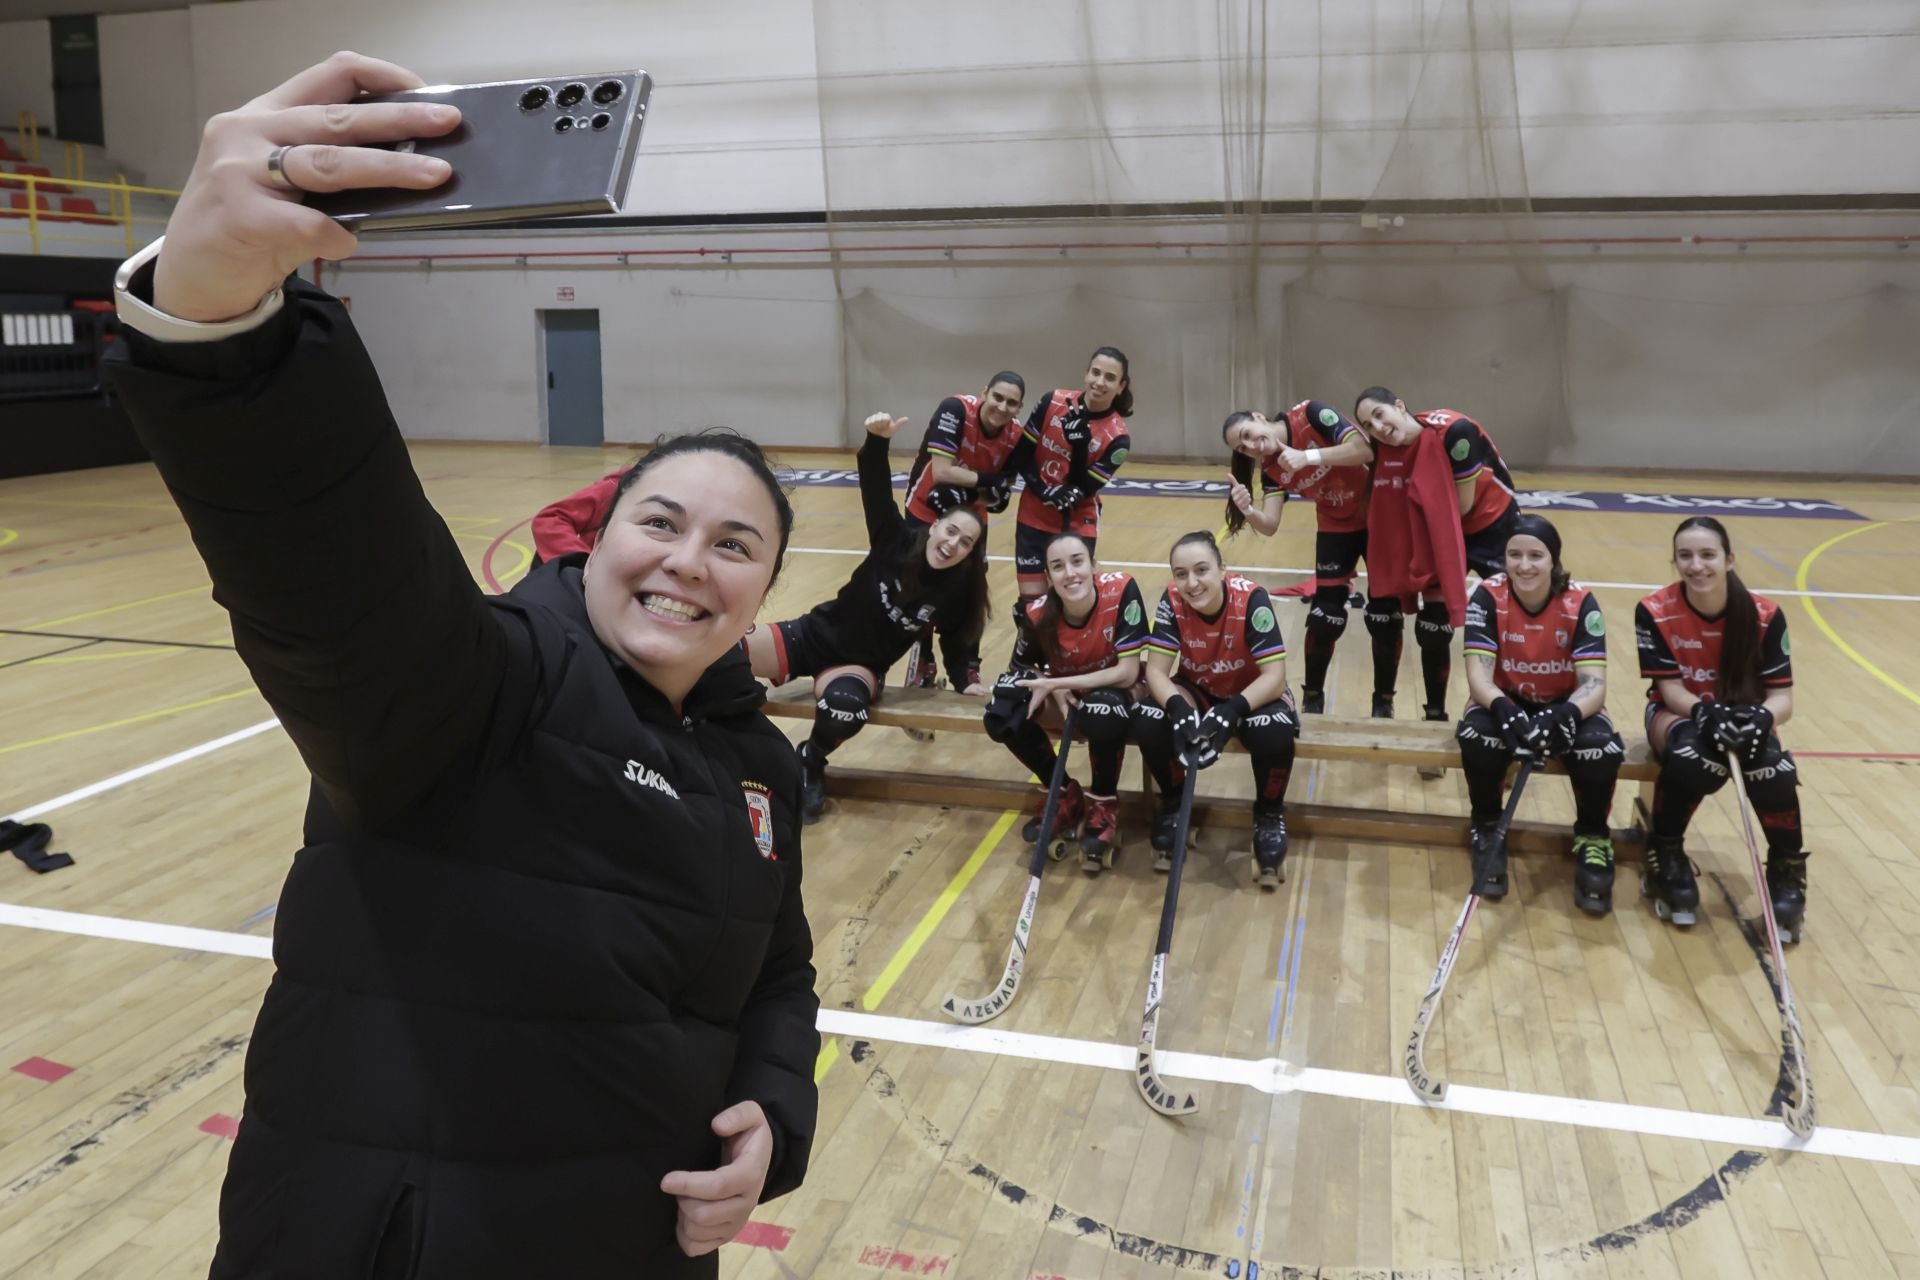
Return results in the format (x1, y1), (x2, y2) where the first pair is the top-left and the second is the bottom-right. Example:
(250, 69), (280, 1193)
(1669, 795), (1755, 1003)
(3, 444), (1919, 1279)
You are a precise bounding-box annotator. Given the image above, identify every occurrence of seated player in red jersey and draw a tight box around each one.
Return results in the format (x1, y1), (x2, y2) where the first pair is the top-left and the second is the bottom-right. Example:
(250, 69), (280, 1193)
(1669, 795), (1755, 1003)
(1635, 517), (1806, 939)
(1221, 403), (1376, 715)
(981, 532), (1147, 874)
(1457, 515), (1625, 912)
(899, 372), (1027, 693)
(1133, 532), (1300, 890)
(1353, 386), (1523, 721)
(999, 347), (1135, 600)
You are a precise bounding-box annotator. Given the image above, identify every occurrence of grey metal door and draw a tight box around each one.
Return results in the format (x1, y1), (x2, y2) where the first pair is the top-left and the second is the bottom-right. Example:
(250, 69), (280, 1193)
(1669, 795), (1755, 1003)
(543, 310), (604, 447)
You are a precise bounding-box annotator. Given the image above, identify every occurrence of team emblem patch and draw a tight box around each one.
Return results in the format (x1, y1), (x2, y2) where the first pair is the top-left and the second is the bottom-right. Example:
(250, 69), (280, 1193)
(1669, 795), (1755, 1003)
(1585, 611), (1606, 636)
(743, 784), (777, 860)
(1781, 630), (1791, 655)
(1251, 606), (1276, 634)
(1108, 447), (1129, 467)
(1124, 599), (1143, 626)
(1450, 438), (1472, 462)
(1318, 407), (1340, 428)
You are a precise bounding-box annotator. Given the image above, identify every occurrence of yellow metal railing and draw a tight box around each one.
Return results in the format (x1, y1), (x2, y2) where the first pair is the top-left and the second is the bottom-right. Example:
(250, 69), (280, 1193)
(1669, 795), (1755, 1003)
(1, 171), (180, 256)
(14, 111), (41, 164)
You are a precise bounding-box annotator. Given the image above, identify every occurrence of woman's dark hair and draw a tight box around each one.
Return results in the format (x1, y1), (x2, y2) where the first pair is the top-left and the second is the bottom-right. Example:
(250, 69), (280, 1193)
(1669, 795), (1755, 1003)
(1674, 516), (1763, 703)
(1029, 531), (1097, 669)
(1088, 346), (1135, 418)
(598, 428), (795, 581)
(1171, 529), (1224, 567)
(1507, 513), (1571, 598)
(1220, 410), (1259, 537)
(1354, 384), (1398, 421)
(897, 507), (990, 646)
(987, 370), (1026, 397)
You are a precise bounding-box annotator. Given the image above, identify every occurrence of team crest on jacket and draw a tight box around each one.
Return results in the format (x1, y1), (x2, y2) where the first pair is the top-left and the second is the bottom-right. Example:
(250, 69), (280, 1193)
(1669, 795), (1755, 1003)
(742, 783), (777, 860)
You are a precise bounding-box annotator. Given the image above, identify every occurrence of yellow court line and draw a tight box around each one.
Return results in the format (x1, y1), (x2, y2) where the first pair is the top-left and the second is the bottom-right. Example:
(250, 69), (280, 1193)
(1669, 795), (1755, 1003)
(23, 584), (209, 631)
(0, 496), (180, 513)
(0, 529), (17, 549)
(0, 688), (256, 756)
(22, 647), (192, 667)
(813, 807), (1022, 1083)
(1794, 515), (1920, 712)
(449, 532), (534, 588)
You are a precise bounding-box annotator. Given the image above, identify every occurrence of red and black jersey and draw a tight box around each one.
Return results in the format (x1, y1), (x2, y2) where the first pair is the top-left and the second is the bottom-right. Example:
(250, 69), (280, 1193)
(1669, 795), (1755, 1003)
(1635, 581), (1793, 703)
(1144, 574), (1286, 701)
(1462, 575), (1607, 705)
(1010, 572), (1148, 677)
(1419, 409), (1515, 536)
(1257, 399), (1369, 534)
(904, 394), (1023, 525)
(1014, 388), (1131, 537)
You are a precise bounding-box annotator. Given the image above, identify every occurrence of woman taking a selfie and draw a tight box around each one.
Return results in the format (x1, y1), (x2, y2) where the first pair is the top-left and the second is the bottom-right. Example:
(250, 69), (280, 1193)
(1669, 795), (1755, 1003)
(104, 54), (817, 1279)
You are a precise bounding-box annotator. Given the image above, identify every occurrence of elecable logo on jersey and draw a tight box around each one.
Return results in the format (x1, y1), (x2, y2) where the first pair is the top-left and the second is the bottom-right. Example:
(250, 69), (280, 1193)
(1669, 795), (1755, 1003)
(741, 782), (777, 860)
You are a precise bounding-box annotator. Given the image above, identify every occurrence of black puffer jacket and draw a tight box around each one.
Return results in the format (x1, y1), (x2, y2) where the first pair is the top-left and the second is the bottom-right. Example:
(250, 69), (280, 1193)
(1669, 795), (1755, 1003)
(104, 276), (818, 1279)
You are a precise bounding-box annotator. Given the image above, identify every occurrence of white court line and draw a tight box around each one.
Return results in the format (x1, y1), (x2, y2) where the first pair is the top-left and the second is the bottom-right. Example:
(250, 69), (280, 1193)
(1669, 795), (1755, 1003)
(0, 900), (1912, 1170)
(5, 719), (281, 824)
(785, 545), (1920, 604)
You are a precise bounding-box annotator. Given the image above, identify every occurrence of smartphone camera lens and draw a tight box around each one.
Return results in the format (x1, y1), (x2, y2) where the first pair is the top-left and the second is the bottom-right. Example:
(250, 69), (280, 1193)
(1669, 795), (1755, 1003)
(591, 79), (624, 107)
(590, 113), (612, 131)
(553, 116), (573, 133)
(555, 82), (587, 109)
(519, 85), (551, 112)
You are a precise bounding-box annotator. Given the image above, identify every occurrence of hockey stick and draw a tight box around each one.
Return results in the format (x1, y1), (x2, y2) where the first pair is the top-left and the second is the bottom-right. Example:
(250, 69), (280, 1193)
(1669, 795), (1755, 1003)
(941, 707), (1080, 1025)
(1135, 761), (1201, 1117)
(1405, 754), (1537, 1103)
(1729, 765), (1816, 1137)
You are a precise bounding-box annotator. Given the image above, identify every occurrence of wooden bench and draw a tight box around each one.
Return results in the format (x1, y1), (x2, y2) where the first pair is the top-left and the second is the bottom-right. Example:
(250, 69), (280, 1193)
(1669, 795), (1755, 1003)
(763, 685), (1660, 860)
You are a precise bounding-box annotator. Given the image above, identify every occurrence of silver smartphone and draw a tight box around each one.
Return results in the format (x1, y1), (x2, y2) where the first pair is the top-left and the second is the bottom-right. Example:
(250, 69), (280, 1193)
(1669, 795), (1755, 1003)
(306, 71), (652, 232)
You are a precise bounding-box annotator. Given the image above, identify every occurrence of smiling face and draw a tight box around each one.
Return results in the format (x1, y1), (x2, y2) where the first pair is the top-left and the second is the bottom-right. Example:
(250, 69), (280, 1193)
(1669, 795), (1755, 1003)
(1504, 533), (1553, 599)
(926, 510), (981, 570)
(1356, 396), (1421, 447)
(1045, 537), (1096, 609)
(1673, 525), (1733, 601)
(980, 379), (1024, 431)
(582, 452), (781, 702)
(1224, 412), (1282, 460)
(1082, 354), (1127, 413)
(1169, 541), (1225, 614)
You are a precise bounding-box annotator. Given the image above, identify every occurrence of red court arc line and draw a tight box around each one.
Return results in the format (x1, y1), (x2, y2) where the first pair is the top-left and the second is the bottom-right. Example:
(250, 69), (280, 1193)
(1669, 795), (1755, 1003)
(199, 1114), (241, 1140)
(480, 517), (533, 594)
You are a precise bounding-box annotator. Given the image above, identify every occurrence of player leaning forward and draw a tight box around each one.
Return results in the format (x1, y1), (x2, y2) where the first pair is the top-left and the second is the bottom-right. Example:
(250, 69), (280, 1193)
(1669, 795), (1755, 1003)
(1458, 515), (1626, 913)
(102, 55), (817, 1277)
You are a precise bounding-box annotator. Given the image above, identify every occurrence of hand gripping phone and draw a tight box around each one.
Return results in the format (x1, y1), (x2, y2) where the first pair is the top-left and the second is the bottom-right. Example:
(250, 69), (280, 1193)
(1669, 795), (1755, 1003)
(306, 71), (652, 231)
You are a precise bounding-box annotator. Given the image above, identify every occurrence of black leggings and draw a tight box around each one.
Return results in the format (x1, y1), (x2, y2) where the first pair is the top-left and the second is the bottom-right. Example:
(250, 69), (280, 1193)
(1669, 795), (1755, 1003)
(982, 679), (1132, 793)
(1457, 703), (1623, 834)
(1130, 686), (1298, 812)
(1649, 714), (1804, 856)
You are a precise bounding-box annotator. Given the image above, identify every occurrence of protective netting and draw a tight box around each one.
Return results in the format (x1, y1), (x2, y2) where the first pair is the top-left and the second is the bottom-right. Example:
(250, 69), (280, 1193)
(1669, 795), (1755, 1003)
(804, 0), (1920, 473)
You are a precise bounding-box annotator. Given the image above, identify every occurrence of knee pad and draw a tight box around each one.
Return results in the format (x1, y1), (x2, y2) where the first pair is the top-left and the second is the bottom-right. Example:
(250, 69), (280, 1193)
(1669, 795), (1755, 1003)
(1739, 738), (1800, 809)
(1130, 698), (1172, 748)
(1562, 715), (1626, 783)
(1075, 689), (1134, 747)
(1306, 586), (1351, 645)
(1239, 699), (1298, 755)
(812, 676), (872, 750)
(1414, 599), (1454, 652)
(1455, 710), (1512, 773)
(1364, 599), (1403, 640)
(981, 674), (1029, 743)
(1661, 720), (1731, 795)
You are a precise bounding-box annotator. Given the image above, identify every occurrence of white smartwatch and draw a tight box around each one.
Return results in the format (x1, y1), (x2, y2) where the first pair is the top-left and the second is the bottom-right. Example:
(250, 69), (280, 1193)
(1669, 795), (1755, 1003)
(113, 236), (285, 343)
